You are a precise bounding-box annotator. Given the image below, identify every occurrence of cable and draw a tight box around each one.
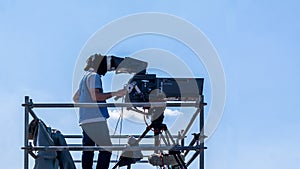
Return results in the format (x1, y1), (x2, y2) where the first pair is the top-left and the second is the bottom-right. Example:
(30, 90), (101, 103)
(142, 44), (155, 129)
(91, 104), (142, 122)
(160, 153), (166, 169)
(119, 104), (124, 143)
(113, 110), (121, 162)
(112, 97), (125, 136)
(112, 97), (125, 163)
(113, 114), (121, 136)
(143, 109), (155, 132)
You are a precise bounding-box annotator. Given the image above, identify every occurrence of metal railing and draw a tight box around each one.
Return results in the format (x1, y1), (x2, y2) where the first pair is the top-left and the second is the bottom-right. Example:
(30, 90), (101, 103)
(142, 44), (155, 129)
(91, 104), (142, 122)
(22, 96), (206, 169)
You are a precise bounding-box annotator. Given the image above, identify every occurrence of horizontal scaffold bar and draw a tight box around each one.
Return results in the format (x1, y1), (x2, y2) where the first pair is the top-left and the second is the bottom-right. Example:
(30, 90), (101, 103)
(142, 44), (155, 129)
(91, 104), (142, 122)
(22, 145), (207, 151)
(63, 134), (183, 139)
(22, 102), (206, 108)
(73, 160), (149, 163)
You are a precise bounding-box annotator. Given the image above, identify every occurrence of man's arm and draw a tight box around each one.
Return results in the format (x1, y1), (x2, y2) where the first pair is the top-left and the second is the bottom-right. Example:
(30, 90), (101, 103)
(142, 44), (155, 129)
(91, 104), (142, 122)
(89, 88), (126, 102)
(73, 89), (80, 102)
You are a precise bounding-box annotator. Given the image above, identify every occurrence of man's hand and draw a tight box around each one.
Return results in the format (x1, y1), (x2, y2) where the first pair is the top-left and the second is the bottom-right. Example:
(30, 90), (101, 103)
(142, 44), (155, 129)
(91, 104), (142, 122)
(89, 88), (127, 102)
(73, 90), (79, 103)
(113, 88), (127, 97)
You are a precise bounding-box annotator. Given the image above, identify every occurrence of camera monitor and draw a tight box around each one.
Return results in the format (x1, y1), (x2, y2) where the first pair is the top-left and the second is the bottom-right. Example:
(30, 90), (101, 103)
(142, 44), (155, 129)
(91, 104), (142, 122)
(157, 78), (204, 101)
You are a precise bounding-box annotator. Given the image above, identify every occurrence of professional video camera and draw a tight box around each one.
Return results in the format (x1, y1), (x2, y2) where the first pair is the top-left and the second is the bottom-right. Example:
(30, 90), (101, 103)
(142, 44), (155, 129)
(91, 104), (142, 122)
(88, 54), (204, 103)
(124, 74), (204, 103)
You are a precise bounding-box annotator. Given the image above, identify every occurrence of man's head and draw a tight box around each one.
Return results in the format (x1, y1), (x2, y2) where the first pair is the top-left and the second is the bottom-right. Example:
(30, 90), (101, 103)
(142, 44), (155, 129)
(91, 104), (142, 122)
(84, 54), (108, 75)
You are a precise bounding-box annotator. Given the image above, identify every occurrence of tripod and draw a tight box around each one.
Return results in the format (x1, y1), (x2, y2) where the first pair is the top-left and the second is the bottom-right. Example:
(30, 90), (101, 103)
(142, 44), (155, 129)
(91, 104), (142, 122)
(113, 99), (187, 169)
(135, 107), (187, 169)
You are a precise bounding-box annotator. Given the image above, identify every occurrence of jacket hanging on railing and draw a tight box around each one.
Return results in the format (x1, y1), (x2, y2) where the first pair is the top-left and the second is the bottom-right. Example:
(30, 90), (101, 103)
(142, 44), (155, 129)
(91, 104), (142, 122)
(33, 120), (59, 169)
(32, 120), (76, 169)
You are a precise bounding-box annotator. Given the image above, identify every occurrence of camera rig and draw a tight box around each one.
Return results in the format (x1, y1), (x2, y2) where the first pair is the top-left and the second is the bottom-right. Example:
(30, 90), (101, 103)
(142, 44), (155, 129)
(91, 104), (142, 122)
(89, 54), (205, 168)
(87, 54), (204, 103)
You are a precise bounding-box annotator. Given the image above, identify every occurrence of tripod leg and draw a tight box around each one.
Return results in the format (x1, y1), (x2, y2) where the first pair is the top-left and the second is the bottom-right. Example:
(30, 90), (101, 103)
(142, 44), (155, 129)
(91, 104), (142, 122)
(172, 154), (183, 169)
(154, 134), (160, 154)
(112, 161), (120, 169)
(184, 136), (198, 156)
(160, 134), (169, 146)
(186, 151), (200, 167)
(163, 131), (171, 146)
(165, 129), (176, 145)
(136, 126), (151, 144)
(176, 154), (187, 169)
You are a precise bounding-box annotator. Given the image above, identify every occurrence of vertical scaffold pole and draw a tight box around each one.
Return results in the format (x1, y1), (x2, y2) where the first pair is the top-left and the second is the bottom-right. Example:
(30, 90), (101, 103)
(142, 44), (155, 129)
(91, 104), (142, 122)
(200, 95), (205, 169)
(24, 96), (29, 169)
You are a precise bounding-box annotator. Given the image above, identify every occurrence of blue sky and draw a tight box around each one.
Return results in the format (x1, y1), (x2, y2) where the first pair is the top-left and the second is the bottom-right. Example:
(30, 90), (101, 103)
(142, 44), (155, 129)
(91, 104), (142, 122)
(1, 0), (300, 169)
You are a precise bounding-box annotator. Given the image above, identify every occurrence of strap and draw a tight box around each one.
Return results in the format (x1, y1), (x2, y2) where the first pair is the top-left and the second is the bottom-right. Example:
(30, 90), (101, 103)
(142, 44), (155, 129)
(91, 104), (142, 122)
(85, 72), (92, 91)
(85, 72), (97, 98)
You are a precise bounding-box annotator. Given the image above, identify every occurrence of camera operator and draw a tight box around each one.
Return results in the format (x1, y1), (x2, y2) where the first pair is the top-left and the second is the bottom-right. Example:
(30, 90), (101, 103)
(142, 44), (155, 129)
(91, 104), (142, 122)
(73, 54), (126, 169)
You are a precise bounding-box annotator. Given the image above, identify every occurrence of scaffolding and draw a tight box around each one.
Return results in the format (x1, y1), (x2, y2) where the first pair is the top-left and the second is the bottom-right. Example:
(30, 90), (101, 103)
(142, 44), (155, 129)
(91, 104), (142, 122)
(21, 95), (207, 169)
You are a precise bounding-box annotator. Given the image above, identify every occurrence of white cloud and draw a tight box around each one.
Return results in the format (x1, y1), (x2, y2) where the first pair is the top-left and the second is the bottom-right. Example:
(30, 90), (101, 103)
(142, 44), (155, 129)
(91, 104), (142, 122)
(164, 108), (183, 116)
(109, 108), (182, 120)
(109, 108), (145, 121)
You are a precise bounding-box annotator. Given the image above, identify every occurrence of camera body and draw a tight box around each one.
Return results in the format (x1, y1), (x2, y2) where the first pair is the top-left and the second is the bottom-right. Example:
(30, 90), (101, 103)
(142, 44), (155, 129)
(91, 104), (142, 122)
(125, 74), (204, 103)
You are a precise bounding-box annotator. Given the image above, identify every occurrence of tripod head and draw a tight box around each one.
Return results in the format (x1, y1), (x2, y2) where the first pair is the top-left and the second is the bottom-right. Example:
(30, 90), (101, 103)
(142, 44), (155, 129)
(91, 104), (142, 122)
(148, 91), (166, 125)
(148, 107), (165, 126)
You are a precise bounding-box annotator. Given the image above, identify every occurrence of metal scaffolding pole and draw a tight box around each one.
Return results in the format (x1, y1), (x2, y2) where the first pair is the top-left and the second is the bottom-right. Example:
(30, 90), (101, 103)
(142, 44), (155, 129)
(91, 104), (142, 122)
(23, 96), (29, 169)
(200, 95), (205, 169)
(22, 145), (206, 152)
(22, 102), (200, 108)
